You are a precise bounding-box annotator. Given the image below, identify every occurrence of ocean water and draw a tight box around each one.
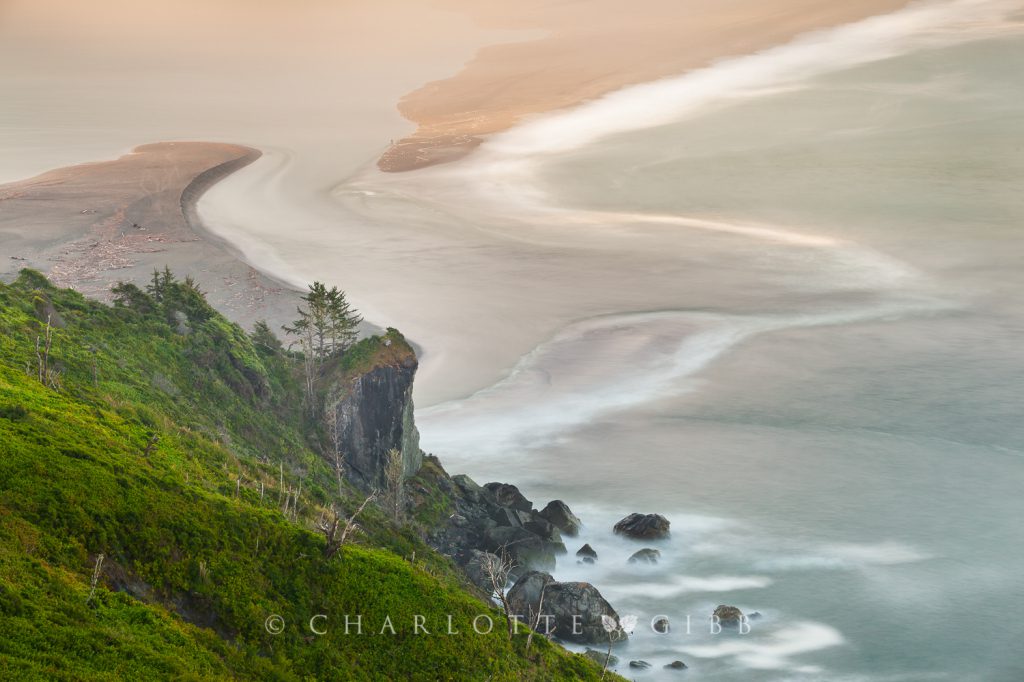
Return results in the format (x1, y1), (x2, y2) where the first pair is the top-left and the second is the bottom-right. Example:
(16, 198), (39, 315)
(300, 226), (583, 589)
(395, 4), (1024, 680)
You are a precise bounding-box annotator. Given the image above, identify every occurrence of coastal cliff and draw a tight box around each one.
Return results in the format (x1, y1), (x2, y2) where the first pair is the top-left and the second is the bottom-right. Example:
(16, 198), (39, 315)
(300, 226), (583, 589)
(322, 329), (422, 490)
(0, 271), (618, 680)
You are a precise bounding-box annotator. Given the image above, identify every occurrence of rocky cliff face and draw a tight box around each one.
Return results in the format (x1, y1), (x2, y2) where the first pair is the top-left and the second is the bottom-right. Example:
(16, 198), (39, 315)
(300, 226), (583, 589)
(322, 329), (421, 491)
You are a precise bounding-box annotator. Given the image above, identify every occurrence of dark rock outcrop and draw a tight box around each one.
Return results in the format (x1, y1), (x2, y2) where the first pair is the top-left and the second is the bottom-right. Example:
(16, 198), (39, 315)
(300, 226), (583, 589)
(665, 660), (688, 670)
(576, 544), (598, 564)
(424, 469), (576, 577)
(653, 616), (670, 634)
(538, 500), (581, 536)
(713, 604), (744, 628)
(628, 548), (661, 564)
(507, 571), (626, 645)
(322, 331), (421, 491)
(613, 513), (670, 540)
(629, 660), (651, 670)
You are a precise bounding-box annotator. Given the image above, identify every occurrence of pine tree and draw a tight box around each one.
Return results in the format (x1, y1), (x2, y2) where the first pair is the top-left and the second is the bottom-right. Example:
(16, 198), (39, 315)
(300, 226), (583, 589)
(283, 282), (362, 409)
(283, 282), (361, 362)
(326, 287), (362, 356)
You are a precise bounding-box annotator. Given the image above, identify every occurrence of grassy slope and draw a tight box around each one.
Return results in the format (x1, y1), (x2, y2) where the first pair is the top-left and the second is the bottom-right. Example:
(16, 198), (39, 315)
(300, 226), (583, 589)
(0, 271), (615, 681)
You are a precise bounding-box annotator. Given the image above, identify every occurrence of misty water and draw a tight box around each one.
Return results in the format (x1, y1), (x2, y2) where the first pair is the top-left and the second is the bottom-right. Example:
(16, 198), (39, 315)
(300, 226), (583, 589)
(401, 15), (1024, 682)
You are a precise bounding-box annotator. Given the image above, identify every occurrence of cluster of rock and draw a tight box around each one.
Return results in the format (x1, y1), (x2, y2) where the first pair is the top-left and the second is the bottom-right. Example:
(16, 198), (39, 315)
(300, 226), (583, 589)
(429, 474), (580, 579)
(573, 513), (670, 567)
(425, 475), (687, 647)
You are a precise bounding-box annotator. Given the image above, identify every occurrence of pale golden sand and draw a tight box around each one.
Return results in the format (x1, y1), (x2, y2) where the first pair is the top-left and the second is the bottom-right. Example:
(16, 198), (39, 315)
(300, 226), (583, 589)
(379, 0), (909, 171)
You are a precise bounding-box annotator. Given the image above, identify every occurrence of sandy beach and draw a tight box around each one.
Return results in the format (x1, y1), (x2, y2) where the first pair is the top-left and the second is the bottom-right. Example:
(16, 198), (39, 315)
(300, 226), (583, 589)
(0, 142), (302, 332)
(379, 0), (910, 171)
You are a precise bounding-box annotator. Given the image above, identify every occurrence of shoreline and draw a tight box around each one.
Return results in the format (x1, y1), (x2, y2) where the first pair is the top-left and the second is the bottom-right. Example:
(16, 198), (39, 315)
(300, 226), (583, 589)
(0, 141), (304, 334)
(378, 0), (911, 172)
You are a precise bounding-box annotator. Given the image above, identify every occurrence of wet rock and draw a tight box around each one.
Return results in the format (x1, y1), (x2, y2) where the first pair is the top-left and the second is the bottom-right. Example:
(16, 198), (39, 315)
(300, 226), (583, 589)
(613, 513), (670, 540)
(713, 604), (744, 628)
(748, 611), (763, 620)
(629, 660), (652, 669)
(628, 548), (661, 564)
(538, 499), (582, 536)
(665, 660), (688, 670)
(576, 544), (598, 560)
(508, 571), (626, 645)
(484, 482), (534, 513)
(653, 617), (670, 633)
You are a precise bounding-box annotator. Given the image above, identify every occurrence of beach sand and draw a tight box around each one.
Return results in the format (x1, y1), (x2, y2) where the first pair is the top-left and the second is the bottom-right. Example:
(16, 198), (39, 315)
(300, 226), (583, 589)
(0, 142), (302, 332)
(379, 0), (909, 171)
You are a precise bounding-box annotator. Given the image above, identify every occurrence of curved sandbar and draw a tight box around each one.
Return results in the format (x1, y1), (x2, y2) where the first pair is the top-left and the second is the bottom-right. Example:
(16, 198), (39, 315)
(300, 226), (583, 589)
(378, 0), (909, 172)
(0, 141), (301, 331)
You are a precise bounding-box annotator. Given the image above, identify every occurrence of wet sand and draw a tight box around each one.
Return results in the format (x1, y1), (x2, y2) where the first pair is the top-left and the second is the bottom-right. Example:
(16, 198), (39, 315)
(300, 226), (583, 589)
(379, 0), (909, 171)
(0, 142), (302, 332)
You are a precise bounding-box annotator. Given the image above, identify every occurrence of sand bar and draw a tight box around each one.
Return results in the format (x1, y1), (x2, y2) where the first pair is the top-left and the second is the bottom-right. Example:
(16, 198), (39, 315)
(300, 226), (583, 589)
(0, 142), (302, 332)
(380, 0), (909, 171)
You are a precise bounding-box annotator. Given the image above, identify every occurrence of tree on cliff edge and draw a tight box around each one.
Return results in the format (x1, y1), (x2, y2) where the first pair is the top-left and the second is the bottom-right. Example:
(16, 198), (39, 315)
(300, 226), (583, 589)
(283, 282), (362, 361)
(283, 282), (362, 407)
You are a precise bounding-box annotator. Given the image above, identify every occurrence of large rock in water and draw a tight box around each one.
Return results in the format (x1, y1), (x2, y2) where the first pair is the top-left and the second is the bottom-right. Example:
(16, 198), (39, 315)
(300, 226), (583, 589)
(538, 500), (581, 536)
(713, 605), (745, 628)
(322, 331), (421, 490)
(613, 513), (670, 540)
(507, 571), (627, 645)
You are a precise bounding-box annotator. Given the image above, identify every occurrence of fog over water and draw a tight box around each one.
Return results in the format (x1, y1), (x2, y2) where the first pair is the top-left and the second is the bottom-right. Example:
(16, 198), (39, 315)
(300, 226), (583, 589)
(4, 0), (1024, 679)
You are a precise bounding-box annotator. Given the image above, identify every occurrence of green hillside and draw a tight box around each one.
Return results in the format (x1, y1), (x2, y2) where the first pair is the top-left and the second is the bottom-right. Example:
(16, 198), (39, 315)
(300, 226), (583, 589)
(0, 270), (615, 681)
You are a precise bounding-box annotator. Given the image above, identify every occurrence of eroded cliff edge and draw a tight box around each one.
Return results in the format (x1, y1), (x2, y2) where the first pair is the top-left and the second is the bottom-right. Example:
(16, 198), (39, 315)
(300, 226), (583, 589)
(322, 328), (422, 491)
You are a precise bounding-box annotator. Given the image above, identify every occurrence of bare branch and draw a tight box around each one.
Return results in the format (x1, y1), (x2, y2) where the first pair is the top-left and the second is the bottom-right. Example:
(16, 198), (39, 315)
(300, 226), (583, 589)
(320, 490), (377, 559)
(480, 545), (517, 640)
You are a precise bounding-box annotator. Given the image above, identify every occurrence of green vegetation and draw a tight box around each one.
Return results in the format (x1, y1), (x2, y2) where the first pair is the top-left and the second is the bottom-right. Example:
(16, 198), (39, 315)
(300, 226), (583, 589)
(284, 281), (363, 408)
(0, 270), (617, 680)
